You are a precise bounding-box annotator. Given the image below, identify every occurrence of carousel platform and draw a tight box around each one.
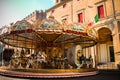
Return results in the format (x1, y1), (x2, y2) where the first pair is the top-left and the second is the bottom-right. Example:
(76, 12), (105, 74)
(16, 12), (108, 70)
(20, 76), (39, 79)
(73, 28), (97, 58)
(0, 67), (98, 78)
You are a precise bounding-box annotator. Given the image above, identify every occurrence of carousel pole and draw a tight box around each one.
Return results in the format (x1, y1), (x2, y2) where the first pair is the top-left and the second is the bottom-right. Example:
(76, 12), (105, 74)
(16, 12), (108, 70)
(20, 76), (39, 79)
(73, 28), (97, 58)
(10, 34), (14, 67)
(89, 40), (92, 68)
(8, 37), (10, 66)
(94, 45), (97, 68)
(25, 35), (26, 53)
(30, 35), (32, 56)
(1, 49), (3, 66)
(83, 37), (87, 64)
(17, 34), (19, 68)
(25, 33), (28, 69)
(83, 37), (86, 60)
(62, 34), (65, 69)
(1, 44), (4, 66)
(34, 33), (37, 54)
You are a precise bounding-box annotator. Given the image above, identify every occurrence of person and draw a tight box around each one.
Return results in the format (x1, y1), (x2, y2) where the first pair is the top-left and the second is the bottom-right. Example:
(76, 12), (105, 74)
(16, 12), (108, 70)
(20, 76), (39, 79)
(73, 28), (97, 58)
(20, 49), (24, 58)
(16, 49), (20, 57)
(88, 55), (93, 68)
(79, 54), (85, 64)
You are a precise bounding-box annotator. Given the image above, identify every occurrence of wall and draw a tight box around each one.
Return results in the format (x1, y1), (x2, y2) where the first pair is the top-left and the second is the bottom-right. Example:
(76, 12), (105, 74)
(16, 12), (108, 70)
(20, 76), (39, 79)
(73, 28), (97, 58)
(47, 0), (120, 64)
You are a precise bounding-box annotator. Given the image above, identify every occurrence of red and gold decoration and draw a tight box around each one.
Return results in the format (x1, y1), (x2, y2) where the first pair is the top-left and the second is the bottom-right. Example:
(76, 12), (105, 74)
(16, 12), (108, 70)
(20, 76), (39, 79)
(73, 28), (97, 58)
(0, 17), (98, 78)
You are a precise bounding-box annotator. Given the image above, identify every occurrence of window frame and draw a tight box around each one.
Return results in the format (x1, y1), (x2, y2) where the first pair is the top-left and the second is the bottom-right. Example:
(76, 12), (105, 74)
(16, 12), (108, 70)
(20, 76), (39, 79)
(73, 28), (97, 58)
(97, 5), (104, 19)
(78, 13), (83, 23)
(63, 3), (67, 8)
(56, 0), (59, 3)
(95, 2), (106, 19)
(61, 15), (68, 23)
(76, 9), (85, 23)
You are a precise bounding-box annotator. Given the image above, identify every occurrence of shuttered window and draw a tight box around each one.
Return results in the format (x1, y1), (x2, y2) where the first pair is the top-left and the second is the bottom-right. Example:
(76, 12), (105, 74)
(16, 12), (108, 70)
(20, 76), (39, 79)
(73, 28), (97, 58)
(63, 3), (66, 8)
(98, 5), (104, 18)
(78, 13), (83, 23)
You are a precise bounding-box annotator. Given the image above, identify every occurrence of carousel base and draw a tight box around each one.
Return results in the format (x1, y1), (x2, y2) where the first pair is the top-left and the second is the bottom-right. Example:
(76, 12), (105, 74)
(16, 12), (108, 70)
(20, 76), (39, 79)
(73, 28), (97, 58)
(0, 67), (98, 78)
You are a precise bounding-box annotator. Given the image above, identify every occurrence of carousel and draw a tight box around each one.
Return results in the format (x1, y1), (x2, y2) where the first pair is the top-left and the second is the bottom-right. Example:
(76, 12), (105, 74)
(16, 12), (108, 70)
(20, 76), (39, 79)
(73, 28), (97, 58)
(0, 17), (98, 78)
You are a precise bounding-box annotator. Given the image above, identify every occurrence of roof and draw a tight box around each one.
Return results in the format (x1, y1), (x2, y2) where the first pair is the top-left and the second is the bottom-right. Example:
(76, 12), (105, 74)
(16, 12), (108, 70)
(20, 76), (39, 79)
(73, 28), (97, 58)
(0, 17), (97, 49)
(13, 20), (33, 31)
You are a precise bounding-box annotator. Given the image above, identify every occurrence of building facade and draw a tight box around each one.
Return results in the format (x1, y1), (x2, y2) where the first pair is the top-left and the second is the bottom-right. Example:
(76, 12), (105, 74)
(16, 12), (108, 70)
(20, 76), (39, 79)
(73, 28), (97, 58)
(46, 0), (120, 66)
(23, 10), (46, 24)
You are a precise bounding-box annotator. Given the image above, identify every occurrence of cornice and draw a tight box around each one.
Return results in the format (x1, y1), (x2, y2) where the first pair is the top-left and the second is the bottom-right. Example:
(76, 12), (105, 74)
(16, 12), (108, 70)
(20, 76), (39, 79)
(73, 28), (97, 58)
(94, 0), (107, 5)
(46, 0), (72, 12)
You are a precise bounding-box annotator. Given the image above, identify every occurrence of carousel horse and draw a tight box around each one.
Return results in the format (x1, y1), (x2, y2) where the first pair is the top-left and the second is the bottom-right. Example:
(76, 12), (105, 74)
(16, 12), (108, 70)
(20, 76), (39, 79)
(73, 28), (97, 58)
(17, 50), (31, 68)
(37, 51), (47, 63)
(10, 53), (20, 68)
(26, 56), (34, 68)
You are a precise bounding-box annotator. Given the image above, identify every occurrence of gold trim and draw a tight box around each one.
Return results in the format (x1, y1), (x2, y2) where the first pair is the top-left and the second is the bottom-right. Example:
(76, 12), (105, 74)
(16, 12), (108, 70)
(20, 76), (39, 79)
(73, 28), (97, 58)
(46, 0), (72, 12)
(94, 0), (107, 5)
(0, 67), (97, 73)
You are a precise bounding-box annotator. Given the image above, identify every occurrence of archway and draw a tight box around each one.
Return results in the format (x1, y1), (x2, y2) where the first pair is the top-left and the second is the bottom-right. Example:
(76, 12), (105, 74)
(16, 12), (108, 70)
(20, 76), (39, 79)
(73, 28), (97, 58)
(98, 27), (112, 43)
(97, 27), (114, 64)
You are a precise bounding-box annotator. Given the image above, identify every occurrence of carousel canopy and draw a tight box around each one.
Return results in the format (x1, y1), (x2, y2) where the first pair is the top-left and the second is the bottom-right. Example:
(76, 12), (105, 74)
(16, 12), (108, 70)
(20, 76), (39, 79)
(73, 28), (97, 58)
(13, 20), (33, 30)
(0, 17), (97, 49)
(39, 16), (60, 29)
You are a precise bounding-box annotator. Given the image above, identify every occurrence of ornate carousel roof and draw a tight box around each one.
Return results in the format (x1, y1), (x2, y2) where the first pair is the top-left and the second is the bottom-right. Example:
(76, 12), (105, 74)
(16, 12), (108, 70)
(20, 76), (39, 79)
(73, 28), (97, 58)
(0, 17), (97, 49)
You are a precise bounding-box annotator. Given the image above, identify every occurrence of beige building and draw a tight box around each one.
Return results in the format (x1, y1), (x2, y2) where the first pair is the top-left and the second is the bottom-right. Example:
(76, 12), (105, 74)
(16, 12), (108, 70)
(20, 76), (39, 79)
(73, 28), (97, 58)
(46, 0), (120, 66)
(23, 10), (46, 24)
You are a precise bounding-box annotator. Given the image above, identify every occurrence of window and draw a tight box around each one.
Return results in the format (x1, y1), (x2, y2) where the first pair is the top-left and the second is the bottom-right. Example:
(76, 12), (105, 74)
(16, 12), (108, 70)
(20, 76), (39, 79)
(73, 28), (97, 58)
(63, 3), (66, 8)
(62, 18), (67, 22)
(56, 0), (59, 3)
(77, 0), (83, 1)
(51, 10), (54, 13)
(78, 13), (83, 23)
(97, 5), (104, 19)
(63, 18), (67, 21)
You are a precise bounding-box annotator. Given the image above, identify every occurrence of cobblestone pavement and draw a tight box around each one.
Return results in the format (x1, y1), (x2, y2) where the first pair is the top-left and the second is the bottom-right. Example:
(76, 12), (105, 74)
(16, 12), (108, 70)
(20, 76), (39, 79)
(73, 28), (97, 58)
(0, 75), (29, 80)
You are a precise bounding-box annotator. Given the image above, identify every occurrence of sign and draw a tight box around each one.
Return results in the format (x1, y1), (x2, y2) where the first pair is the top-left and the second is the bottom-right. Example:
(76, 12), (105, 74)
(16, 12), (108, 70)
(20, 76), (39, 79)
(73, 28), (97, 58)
(14, 21), (30, 31)
(70, 23), (85, 32)
(15, 25), (28, 30)
(40, 19), (59, 29)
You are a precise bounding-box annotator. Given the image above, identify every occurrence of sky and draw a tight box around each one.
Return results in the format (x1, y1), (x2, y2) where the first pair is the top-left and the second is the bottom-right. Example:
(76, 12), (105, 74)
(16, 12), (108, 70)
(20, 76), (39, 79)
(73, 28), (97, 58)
(0, 0), (54, 27)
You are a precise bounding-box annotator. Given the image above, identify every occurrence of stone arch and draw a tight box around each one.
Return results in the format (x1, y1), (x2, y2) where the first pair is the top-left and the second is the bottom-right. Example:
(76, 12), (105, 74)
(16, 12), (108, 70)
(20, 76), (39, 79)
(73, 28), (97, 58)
(96, 27), (115, 63)
(97, 27), (112, 43)
(93, 26), (112, 38)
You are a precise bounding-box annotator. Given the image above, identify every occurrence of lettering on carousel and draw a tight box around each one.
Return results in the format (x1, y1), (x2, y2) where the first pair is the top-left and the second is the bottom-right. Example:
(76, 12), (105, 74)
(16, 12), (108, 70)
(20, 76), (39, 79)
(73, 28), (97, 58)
(16, 26), (28, 30)
(40, 20), (53, 28)
(70, 24), (85, 32)
(65, 30), (88, 36)
(40, 19), (59, 29)
(10, 29), (34, 34)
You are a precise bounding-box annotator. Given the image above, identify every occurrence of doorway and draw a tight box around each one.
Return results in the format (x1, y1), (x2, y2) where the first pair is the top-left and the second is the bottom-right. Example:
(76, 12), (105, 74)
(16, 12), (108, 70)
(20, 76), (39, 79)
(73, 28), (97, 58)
(97, 27), (113, 63)
(109, 46), (115, 62)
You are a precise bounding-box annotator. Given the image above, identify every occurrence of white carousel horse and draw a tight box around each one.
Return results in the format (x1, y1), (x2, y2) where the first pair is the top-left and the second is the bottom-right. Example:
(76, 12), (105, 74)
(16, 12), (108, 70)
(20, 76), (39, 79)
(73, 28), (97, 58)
(37, 51), (47, 63)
